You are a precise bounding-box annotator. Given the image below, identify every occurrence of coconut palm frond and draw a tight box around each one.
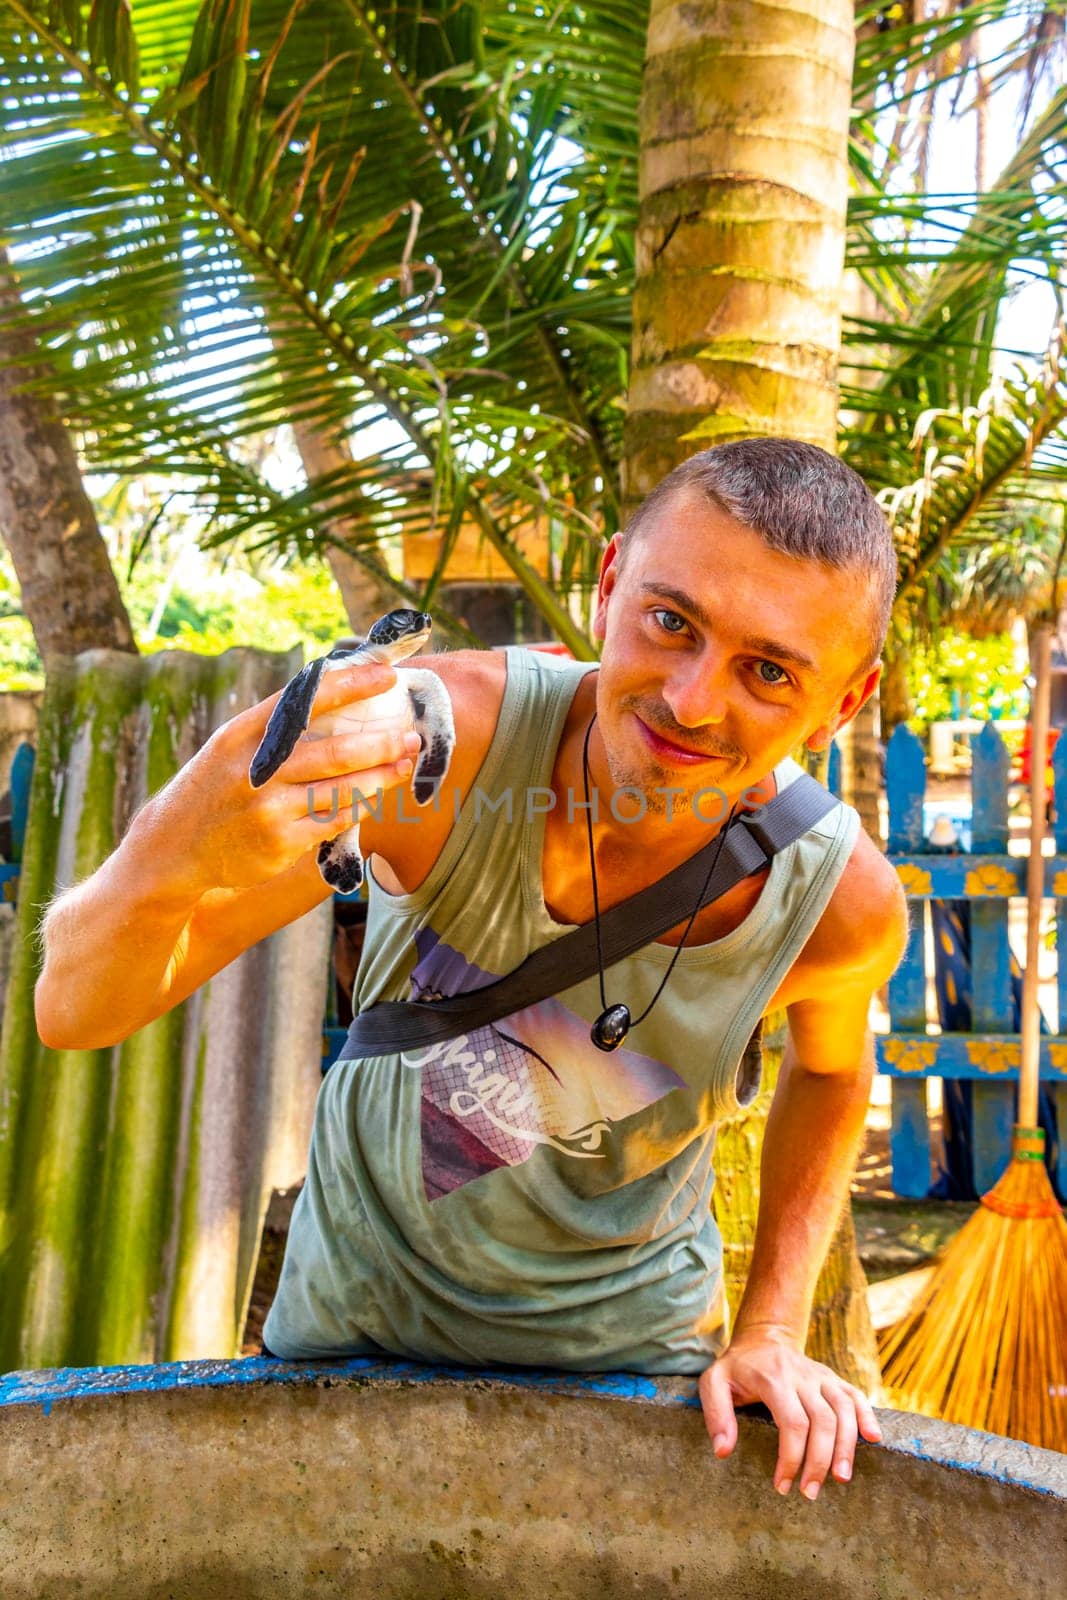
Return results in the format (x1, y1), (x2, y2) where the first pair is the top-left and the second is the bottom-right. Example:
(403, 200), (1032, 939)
(947, 508), (1067, 635)
(4, 0), (1067, 657)
(0, 0), (646, 653)
(869, 327), (1067, 607)
(844, 79), (1067, 433)
(988, 4), (1067, 126)
(853, 0), (1063, 186)
(840, 69), (1067, 600)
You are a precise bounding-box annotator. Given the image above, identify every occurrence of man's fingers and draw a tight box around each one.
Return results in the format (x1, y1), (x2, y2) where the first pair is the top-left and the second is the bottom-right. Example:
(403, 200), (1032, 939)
(858, 1396), (883, 1444)
(298, 759), (415, 836)
(767, 1394), (810, 1495)
(237, 662), (399, 751)
(698, 1363), (738, 1458)
(841, 1382), (883, 1444)
(285, 726), (420, 786)
(796, 1389), (838, 1499)
(821, 1383), (860, 1486)
(313, 661), (398, 711)
(705, 1346), (883, 1494)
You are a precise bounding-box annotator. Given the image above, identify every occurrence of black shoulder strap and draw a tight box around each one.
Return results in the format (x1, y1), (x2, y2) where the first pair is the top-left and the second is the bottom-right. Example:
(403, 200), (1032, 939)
(336, 772), (838, 1061)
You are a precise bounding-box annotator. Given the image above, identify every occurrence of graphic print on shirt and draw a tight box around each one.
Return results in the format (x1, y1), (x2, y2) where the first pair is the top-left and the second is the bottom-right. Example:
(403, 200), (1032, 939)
(400, 929), (688, 1201)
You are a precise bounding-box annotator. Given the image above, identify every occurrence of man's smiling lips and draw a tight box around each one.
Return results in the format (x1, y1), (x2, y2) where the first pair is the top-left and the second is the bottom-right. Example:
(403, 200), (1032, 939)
(634, 715), (733, 765)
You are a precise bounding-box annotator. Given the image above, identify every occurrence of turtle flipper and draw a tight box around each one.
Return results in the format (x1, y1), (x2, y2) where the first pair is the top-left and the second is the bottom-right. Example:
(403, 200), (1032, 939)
(249, 656), (331, 788)
(404, 668), (455, 805)
(317, 824), (365, 893)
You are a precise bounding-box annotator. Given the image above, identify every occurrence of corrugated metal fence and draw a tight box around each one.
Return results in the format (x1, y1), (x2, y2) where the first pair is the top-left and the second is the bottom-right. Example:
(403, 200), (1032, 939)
(0, 647), (332, 1372)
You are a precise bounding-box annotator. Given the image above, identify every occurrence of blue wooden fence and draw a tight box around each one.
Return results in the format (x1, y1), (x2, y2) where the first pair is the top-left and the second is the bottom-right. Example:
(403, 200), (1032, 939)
(0, 741), (33, 901)
(876, 721), (1067, 1200)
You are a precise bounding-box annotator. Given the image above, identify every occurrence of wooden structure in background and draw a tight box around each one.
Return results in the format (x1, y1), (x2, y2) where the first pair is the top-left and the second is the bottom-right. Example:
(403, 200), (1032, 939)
(402, 511), (550, 583)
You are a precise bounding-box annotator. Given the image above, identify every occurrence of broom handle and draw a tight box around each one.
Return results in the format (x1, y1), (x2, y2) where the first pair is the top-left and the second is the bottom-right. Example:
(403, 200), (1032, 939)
(1020, 622), (1054, 1130)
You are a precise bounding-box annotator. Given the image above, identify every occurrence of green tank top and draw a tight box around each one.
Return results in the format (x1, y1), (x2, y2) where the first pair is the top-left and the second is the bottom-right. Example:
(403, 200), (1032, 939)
(264, 647), (860, 1372)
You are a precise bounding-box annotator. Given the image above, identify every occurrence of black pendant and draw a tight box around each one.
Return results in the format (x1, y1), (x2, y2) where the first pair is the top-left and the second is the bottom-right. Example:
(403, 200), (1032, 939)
(591, 1004), (631, 1052)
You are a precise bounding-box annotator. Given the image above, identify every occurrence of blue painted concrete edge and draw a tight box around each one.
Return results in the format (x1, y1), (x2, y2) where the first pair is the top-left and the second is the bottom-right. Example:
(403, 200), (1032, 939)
(0, 1355), (668, 1413)
(2, 1355), (1066, 1500)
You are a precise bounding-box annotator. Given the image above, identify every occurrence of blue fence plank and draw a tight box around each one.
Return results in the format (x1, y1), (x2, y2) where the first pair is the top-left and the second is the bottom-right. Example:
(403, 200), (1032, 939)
(1054, 734), (1067, 1050)
(887, 900), (930, 1199)
(887, 909), (927, 1025)
(881, 717), (1063, 1198)
(972, 1085), (1017, 1192)
(322, 1027), (347, 1072)
(891, 1080), (933, 1200)
(968, 724), (1015, 1193)
(827, 740), (842, 799)
(876, 1033), (1067, 1080)
(887, 855), (1067, 897)
(971, 724), (1010, 853)
(9, 742), (34, 865)
(886, 726), (931, 1196)
(887, 725), (925, 853)
(1053, 730), (1067, 853)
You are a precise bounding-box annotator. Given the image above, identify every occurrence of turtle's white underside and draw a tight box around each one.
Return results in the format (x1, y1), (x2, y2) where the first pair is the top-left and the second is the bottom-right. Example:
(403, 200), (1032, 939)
(310, 664), (454, 892)
(249, 633), (455, 895)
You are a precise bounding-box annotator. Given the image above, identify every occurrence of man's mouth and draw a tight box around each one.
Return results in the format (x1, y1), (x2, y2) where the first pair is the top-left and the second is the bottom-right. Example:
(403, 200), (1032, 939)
(634, 716), (733, 765)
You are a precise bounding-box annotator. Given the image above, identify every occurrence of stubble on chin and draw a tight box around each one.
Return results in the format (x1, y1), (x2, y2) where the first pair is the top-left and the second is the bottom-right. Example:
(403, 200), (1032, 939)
(600, 748), (699, 820)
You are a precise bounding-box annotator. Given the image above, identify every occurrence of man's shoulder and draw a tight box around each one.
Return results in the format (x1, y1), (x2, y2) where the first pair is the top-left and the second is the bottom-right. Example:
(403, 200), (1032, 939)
(820, 824), (908, 979)
(783, 823), (908, 1003)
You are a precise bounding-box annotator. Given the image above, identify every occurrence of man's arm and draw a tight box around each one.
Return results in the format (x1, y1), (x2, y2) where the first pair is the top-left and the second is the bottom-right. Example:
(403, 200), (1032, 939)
(698, 836), (909, 1495)
(35, 839), (338, 1050)
(34, 656), (419, 1050)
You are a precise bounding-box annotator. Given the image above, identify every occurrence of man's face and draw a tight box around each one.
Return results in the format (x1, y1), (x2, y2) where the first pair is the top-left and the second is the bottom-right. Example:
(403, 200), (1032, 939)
(591, 489), (881, 814)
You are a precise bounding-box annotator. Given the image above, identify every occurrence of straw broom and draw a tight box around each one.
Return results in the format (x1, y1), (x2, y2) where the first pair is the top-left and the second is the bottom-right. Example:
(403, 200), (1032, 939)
(879, 620), (1067, 1452)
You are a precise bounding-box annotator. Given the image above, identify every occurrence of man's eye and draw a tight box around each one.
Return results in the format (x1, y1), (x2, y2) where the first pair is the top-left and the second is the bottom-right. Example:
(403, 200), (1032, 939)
(653, 608), (688, 634)
(755, 661), (788, 685)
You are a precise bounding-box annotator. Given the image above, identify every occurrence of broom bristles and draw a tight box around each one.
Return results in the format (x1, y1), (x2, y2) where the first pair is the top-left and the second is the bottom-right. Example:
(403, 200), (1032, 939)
(879, 1155), (1067, 1453)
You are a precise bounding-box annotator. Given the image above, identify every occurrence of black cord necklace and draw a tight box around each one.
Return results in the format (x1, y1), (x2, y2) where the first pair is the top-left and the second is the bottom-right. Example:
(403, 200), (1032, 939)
(582, 711), (738, 1052)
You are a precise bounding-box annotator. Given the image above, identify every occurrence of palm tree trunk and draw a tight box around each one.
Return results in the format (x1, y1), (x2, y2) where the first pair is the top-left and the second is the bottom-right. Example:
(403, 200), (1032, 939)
(879, 636), (912, 742)
(628, 0), (878, 1385)
(625, 0), (855, 510)
(287, 412), (412, 635)
(0, 249), (136, 660)
(839, 700), (884, 844)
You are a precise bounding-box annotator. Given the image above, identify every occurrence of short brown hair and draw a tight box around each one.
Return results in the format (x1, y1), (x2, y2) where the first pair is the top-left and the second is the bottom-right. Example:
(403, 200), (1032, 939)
(621, 439), (897, 668)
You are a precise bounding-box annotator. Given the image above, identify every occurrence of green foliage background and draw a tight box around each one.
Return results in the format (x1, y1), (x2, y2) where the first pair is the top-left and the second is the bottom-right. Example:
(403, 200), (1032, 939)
(0, 535), (350, 689)
(907, 631), (1029, 730)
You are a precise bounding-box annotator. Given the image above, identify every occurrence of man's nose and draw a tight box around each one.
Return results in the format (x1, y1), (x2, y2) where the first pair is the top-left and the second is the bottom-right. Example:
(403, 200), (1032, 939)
(662, 652), (729, 728)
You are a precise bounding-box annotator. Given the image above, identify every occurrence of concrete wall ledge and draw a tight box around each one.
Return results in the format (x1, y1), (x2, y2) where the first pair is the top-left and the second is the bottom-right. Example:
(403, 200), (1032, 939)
(2, 1357), (1065, 1598)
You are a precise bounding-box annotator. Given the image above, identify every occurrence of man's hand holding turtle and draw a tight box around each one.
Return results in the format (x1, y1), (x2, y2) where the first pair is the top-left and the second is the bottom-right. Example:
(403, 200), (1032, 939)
(160, 658), (420, 895)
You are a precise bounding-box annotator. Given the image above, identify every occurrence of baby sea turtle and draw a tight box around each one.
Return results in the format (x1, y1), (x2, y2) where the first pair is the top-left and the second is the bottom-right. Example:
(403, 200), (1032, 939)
(248, 608), (455, 893)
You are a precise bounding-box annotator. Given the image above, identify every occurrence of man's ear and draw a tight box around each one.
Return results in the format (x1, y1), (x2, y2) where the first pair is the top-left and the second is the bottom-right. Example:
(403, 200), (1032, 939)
(805, 662), (883, 752)
(592, 533), (625, 643)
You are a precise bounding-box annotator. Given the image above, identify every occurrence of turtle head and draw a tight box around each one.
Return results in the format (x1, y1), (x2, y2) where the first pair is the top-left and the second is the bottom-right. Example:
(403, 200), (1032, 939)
(366, 609), (433, 658)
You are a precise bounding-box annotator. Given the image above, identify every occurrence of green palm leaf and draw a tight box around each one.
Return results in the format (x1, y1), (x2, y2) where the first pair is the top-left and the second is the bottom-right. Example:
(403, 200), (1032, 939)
(3, 0), (1066, 653)
(872, 328), (1067, 601)
(1, 0), (640, 653)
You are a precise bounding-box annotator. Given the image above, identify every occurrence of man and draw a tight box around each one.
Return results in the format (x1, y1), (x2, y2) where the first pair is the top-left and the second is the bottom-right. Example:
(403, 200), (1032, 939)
(35, 438), (907, 1502)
